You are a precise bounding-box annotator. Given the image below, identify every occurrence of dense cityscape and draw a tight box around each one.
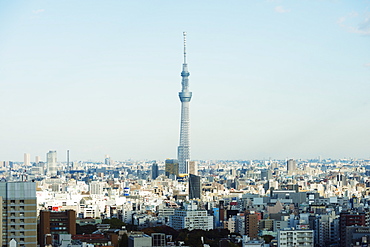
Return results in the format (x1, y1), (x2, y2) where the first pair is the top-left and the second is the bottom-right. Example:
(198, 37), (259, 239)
(2, 154), (370, 247)
(1, 1), (369, 247)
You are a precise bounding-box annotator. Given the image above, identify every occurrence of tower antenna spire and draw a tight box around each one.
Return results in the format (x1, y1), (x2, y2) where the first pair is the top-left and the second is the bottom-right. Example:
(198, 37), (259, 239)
(183, 31), (187, 64)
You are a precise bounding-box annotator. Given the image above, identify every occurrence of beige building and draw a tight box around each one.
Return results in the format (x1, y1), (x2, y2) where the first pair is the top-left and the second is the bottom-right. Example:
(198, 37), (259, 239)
(0, 182), (37, 247)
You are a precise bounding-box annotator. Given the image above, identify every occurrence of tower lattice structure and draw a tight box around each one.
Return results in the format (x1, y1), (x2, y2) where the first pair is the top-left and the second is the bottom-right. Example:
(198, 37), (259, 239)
(177, 32), (192, 174)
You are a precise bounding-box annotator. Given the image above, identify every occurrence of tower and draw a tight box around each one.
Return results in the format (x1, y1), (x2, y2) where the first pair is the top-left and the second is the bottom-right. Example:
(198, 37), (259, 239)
(177, 32), (192, 174)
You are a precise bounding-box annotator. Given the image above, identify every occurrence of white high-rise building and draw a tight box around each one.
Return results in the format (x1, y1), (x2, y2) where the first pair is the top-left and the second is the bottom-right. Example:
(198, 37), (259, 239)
(24, 153), (30, 166)
(46, 150), (58, 176)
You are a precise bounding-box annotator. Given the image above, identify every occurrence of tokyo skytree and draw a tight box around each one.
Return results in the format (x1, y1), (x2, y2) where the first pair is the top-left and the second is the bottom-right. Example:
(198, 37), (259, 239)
(177, 32), (192, 174)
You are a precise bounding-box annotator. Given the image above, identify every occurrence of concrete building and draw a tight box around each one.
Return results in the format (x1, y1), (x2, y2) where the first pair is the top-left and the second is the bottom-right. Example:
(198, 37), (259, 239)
(287, 159), (297, 176)
(151, 233), (165, 247)
(188, 161), (198, 175)
(277, 228), (314, 247)
(169, 204), (213, 231)
(128, 233), (152, 247)
(165, 159), (179, 178)
(152, 162), (159, 180)
(0, 181), (37, 247)
(46, 150), (58, 176)
(189, 174), (201, 199)
(245, 213), (258, 239)
(39, 210), (76, 247)
(24, 153), (30, 167)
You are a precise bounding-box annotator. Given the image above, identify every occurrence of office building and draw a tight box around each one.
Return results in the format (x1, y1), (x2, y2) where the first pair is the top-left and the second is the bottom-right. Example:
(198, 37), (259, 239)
(152, 162), (159, 180)
(0, 181), (37, 247)
(245, 212), (259, 239)
(287, 159), (296, 176)
(188, 161), (198, 175)
(165, 159), (179, 178)
(189, 174), (201, 199)
(339, 211), (368, 247)
(177, 32), (192, 174)
(24, 153), (30, 167)
(170, 204), (213, 231)
(39, 210), (76, 247)
(46, 151), (58, 176)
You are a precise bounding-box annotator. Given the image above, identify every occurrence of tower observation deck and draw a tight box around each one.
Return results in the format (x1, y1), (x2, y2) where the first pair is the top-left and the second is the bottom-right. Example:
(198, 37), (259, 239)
(178, 32), (192, 174)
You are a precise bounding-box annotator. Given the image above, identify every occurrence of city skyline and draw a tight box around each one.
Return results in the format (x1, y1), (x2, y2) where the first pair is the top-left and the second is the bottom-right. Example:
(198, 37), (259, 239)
(1, 1), (370, 161)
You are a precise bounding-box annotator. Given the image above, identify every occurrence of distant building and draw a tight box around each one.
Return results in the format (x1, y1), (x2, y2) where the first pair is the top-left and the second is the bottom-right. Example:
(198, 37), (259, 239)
(24, 153), (30, 167)
(47, 150), (58, 176)
(188, 161), (198, 175)
(152, 162), (159, 180)
(189, 174), (201, 199)
(169, 204), (213, 231)
(287, 159), (296, 175)
(89, 181), (104, 195)
(260, 169), (272, 180)
(165, 159), (179, 179)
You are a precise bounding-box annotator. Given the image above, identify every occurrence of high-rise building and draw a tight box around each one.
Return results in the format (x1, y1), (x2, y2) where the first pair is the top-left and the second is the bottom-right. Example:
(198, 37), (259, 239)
(165, 159), (179, 179)
(287, 159), (296, 175)
(189, 174), (201, 199)
(177, 32), (192, 174)
(152, 162), (159, 180)
(38, 210), (76, 247)
(35, 156), (41, 164)
(188, 161), (198, 175)
(24, 153), (30, 167)
(46, 151), (58, 176)
(245, 212), (259, 239)
(0, 181), (37, 247)
(104, 154), (111, 165)
(339, 211), (368, 247)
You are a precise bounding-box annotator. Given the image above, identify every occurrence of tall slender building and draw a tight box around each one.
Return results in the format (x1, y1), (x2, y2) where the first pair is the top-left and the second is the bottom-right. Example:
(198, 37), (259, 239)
(177, 32), (192, 174)
(46, 150), (58, 177)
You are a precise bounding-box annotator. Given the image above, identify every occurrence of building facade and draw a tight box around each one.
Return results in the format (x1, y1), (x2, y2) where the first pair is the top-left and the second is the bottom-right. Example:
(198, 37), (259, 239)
(0, 182), (37, 247)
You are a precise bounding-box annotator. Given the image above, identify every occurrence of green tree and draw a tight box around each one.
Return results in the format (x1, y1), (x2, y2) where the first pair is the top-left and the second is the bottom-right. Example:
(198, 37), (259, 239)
(119, 233), (128, 247)
(102, 218), (125, 229)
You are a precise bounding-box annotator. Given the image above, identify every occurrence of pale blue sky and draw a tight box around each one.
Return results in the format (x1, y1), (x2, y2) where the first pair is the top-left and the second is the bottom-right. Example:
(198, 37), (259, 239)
(0, 0), (369, 162)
